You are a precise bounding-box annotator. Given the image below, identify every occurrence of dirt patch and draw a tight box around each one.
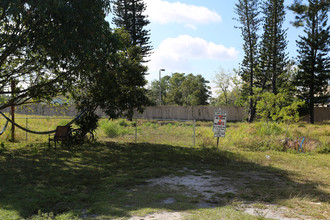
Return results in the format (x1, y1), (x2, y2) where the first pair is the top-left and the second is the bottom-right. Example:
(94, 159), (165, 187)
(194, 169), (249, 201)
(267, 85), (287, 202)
(242, 204), (310, 220)
(129, 211), (184, 220)
(147, 172), (236, 202)
(140, 169), (309, 220)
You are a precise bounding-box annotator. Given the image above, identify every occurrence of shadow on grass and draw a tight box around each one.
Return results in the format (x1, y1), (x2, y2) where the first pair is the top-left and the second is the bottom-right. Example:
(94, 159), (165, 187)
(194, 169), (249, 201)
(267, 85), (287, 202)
(0, 142), (328, 219)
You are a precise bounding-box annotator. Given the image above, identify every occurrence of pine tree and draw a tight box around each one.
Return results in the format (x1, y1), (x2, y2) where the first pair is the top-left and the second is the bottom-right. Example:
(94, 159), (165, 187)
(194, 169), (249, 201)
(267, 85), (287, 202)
(112, 0), (153, 60)
(259, 0), (288, 94)
(290, 0), (330, 124)
(234, 0), (261, 122)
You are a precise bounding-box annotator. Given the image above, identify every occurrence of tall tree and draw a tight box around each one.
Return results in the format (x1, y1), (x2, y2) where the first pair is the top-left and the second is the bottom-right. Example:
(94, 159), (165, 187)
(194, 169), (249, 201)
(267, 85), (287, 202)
(289, 0), (330, 124)
(181, 74), (211, 106)
(72, 28), (149, 120)
(259, 0), (288, 95)
(213, 68), (232, 106)
(112, 0), (153, 59)
(1, 0), (150, 128)
(147, 73), (211, 106)
(0, 0), (111, 110)
(147, 75), (170, 106)
(166, 73), (185, 105)
(234, 0), (261, 122)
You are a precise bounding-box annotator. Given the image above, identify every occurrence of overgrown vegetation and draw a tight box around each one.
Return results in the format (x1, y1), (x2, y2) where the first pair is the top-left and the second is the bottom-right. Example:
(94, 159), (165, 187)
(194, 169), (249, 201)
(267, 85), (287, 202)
(1, 115), (329, 154)
(0, 116), (329, 219)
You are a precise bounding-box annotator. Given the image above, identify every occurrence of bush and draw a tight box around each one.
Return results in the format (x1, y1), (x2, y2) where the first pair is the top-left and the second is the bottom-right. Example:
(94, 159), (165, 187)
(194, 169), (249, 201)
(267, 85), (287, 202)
(101, 120), (134, 138)
(255, 122), (283, 136)
(118, 119), (129, 127)
(317, 146), (330, 154)
(101, 122), (120, 138)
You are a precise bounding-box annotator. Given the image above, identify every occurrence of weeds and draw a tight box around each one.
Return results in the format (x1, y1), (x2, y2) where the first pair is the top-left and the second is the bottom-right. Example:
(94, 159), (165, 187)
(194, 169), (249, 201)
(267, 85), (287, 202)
(0, 123), (329, 219)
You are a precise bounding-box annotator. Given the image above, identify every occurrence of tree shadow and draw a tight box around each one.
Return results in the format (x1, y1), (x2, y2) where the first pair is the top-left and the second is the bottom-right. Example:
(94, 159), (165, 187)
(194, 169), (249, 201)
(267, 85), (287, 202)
(0, 142), (328, 219)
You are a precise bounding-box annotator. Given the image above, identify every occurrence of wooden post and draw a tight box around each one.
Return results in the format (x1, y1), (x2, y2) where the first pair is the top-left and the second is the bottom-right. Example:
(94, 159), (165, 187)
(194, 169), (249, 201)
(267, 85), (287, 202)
(216, 137), (219, 147)
(11, 81), (15, 142)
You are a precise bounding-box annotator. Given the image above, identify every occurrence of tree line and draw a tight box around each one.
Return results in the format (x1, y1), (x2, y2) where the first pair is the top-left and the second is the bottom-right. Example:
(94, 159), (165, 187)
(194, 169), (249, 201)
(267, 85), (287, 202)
(0, 0), (329, 127)
(234, 0), (329, 124)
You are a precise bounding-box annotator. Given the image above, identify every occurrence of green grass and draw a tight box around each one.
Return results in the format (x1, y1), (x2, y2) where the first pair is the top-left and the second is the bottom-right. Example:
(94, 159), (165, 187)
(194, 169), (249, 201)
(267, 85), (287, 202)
(0, 116), (329, 219)
(1, 116), (329, 153)
(0, 142), (329, 219)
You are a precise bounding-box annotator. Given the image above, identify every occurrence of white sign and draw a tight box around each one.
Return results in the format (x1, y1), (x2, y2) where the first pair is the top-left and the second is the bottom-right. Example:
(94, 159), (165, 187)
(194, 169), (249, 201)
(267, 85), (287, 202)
(213, 109), (227, 137)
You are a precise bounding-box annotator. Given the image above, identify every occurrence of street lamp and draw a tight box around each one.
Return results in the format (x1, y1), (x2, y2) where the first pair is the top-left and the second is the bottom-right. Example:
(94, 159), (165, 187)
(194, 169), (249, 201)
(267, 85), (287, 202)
(159, 69), (165, 105)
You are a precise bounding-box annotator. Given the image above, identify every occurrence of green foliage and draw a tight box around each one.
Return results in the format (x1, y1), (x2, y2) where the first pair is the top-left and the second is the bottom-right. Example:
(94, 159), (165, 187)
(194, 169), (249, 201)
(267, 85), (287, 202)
(100, 120), (134, 138)
(212, 68), (244, 107)
(118, 119), (129, 127)
(112, 0), (153, 59)
(254, 122), (284, 136)
(234, 0), (261, 121)
(148, 73), (211, 106)
(254, 90), (305, 123)
(290, 0), (330, 123)
(102, 122), (120, 138)
(75, 109), (100, 134)
(317, 145), (330, 154)
(259, 0), (288, 94)
(0, 0), (111, 109)
(70, 27), (149, 121)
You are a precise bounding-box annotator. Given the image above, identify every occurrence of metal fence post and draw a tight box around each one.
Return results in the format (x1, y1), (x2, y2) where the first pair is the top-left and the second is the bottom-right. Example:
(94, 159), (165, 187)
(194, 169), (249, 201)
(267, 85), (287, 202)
(135, 118), (137, 144)
(26, 118), (28, 141)
(193, 120), (196, 146)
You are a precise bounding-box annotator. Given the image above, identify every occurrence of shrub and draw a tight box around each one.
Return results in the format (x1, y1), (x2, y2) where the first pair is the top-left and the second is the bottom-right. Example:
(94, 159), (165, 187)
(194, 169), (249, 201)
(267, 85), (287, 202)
(317, 145), (330, 154)
(118, 119), (128, 127)
(255, 122), (283, 136)
(101, 122), (120, 138)
(101, 120), (134, 138)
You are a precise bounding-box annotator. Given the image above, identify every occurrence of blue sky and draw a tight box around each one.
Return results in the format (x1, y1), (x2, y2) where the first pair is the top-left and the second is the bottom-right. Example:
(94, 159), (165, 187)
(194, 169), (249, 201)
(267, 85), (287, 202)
(109, 0), (306, 93)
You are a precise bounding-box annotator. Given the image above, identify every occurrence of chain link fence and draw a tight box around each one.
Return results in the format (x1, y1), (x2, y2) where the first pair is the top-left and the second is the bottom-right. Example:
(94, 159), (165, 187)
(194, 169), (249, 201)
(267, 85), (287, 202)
(0, 117), (216, 147)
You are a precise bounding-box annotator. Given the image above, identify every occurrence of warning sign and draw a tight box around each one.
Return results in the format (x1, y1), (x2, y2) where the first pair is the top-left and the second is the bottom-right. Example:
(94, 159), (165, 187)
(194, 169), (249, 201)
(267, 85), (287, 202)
(213, 109), (227, 137)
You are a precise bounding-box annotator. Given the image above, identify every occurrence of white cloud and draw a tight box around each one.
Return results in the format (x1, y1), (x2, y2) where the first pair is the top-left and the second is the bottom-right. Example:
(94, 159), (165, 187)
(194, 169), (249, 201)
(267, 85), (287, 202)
(184, 24), (197, 30)
(147, 35), (239, 73)
(145, 0), (222, 25)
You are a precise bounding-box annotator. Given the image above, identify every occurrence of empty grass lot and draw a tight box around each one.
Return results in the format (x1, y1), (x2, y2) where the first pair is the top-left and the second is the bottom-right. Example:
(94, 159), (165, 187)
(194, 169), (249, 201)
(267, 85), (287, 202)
(0, 116), (329, 219)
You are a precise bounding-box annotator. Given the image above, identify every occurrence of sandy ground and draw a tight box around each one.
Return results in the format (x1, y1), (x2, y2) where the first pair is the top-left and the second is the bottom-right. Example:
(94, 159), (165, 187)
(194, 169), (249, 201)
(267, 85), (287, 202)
(128, 169), (309, 220)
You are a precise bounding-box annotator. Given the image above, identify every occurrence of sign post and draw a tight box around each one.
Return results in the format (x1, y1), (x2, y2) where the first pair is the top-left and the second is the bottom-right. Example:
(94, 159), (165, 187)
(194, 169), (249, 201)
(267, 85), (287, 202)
(213, 108), (227, 147)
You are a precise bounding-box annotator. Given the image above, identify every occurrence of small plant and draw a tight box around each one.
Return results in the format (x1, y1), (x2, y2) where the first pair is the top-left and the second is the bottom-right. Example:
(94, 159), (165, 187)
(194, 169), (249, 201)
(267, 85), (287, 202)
(102, 122), (120, 138)
(101, 120), (134, 138)
(254, 91), (304, 123)
(317, 145), (330, 154)
(118, 119), (129, 127)
(255, 122), (283, 136)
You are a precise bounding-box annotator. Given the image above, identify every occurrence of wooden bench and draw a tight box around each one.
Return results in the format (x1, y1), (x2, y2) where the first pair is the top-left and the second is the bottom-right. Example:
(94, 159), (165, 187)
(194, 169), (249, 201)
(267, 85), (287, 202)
(49, 126), (71, 149)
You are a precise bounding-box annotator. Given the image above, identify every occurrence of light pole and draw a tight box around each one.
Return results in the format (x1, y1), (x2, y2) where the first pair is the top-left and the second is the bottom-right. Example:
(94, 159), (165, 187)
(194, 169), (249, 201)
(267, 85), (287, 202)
(159, 69), (165, 105)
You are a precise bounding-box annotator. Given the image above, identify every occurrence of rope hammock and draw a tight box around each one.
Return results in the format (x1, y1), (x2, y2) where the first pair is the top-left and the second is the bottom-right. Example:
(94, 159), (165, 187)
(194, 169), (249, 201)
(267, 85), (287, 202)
(0, 110), (86, 135)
